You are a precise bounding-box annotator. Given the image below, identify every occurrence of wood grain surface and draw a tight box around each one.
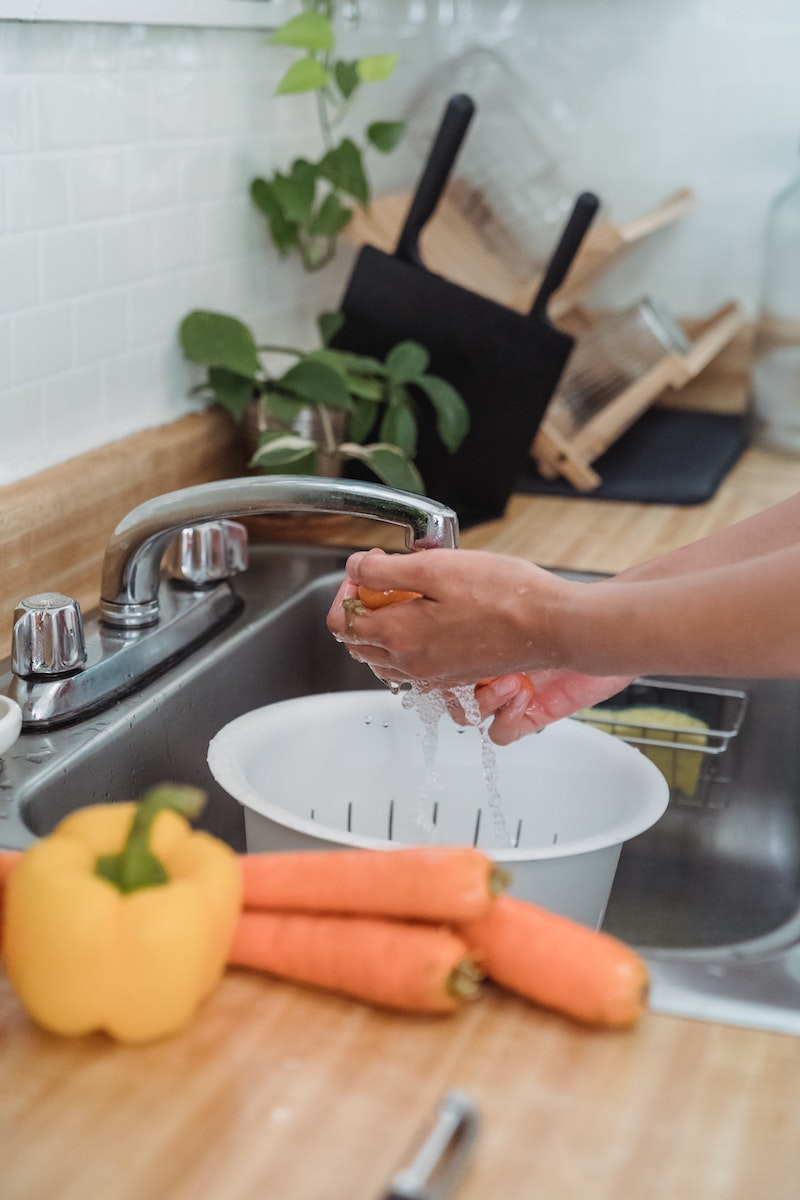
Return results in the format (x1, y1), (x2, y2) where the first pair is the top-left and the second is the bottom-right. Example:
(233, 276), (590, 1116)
(2, 968), (799, 1200)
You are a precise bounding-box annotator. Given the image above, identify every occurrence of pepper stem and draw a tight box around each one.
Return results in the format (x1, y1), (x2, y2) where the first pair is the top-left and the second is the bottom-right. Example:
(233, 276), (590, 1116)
(95, 784), (205, 894)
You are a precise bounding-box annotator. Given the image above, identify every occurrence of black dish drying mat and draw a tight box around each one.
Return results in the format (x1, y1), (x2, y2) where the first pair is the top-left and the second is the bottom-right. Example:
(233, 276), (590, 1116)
(517, 409), (751, 506)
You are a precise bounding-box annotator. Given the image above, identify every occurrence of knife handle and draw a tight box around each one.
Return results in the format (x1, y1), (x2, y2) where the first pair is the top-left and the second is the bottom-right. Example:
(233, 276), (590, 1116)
(528, 190), (600, 322)
(395, 93), (476, 269)
(379, 1089), (480, 1200)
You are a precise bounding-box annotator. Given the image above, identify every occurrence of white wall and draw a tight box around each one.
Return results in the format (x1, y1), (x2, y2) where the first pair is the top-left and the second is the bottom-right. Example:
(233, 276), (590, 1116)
(2, 0), (800, 485)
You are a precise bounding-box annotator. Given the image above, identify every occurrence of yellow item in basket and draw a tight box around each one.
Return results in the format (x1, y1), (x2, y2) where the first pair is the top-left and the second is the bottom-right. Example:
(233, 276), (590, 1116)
(579, 706), (709, 797)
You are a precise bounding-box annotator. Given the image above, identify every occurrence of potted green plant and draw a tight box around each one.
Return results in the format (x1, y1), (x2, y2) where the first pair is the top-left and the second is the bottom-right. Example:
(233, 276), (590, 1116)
(179, 309), (469, 494)
(252, 2), (404, 271)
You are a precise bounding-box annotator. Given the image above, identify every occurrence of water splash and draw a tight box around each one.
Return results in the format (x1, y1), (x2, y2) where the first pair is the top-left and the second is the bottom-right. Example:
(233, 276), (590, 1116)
(401, 681), (511, 849)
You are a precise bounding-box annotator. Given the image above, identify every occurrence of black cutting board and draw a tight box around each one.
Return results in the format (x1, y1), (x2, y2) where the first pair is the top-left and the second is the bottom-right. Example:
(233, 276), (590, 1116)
(516, 409), (751, 507)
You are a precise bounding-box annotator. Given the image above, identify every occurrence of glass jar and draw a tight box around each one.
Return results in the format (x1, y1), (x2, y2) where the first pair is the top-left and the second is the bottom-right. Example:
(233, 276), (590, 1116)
(750, 149), (800, 454)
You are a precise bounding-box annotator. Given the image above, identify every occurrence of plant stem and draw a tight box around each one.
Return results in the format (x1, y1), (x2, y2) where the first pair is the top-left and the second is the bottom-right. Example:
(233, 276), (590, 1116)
(315, 402), (340, 457)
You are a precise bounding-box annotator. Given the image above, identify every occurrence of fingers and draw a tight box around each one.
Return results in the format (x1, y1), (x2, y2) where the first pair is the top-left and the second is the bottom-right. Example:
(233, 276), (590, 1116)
(475, 674), (541, 746)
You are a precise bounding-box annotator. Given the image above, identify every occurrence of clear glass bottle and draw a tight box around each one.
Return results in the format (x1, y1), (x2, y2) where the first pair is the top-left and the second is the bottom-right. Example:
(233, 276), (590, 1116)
(750, 148), (800, 454)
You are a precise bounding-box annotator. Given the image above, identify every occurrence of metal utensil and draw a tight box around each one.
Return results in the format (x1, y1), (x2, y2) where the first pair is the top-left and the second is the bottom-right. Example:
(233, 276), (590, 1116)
(378, 1090), (480, 1200)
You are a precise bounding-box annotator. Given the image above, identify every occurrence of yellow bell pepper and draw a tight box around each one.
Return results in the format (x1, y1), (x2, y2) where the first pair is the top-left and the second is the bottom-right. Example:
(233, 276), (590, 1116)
(2, 785), (242, 1043)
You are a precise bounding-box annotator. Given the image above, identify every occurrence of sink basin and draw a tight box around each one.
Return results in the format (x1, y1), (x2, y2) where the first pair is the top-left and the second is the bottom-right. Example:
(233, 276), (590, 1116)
(3, 542), (800, 1033)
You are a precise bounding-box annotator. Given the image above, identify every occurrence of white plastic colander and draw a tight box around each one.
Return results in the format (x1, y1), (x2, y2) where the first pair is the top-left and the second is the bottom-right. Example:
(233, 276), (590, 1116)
(208, 690), (669, 928)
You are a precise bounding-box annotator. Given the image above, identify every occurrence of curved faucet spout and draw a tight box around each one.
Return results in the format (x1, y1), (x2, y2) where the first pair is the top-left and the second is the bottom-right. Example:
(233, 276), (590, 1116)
(100, 476), (459, 628)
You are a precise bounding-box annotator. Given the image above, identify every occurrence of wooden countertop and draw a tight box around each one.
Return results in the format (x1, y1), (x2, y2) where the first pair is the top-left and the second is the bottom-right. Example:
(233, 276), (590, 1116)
(4, 414), (800, 1197)
(3, 965), (800, 1199)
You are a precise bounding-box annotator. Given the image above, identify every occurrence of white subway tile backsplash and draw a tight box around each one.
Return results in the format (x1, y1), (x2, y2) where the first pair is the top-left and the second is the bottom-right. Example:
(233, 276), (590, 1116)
(70, 151), (126, 222)
(93, 75), (150, 147)
(124, 145), (182, 212)
(0, 235), (39, 315)
(2, 4), (800, 486)
(36, 78), (99, 151)
(154, 208), (202, 274)
(73, 290), (128, 365)
(100, 345), (165, 429)
(0, 82), (34, 155)
(100, 217), (156, 287)
(202, 198), (254, 262)
(6, 158), (70, 232)
(0, 319), (10, 389)
(42, 365), (104, 454)
(150, 73), (206, 141)
(41, 226), (100, 302)
(13, 303), (73, 385)
(129, 274), (187, 348)
(0, 384), (45, 482)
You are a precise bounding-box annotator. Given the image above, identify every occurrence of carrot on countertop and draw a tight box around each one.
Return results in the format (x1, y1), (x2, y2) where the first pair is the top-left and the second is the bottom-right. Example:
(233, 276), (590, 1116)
(458, 894), (650, 1030)
(239, 845), (508, 922)
(228, 910), (481, 1014)
(0, 849), (22, 886)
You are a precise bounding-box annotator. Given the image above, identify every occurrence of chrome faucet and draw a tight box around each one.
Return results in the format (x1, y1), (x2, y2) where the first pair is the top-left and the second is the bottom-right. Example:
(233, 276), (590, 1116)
(5, 476), (459, 729)
(100, 476), (459, 628)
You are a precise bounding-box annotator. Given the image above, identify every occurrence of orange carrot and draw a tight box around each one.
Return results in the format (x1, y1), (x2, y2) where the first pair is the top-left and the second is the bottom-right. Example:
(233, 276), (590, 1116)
(458, 894), (649, 1029)
(239, 846), (508, 922)
(0, 850), (22, 887)
(228, 910), (481, 1014)
(357, 585), (422, 609)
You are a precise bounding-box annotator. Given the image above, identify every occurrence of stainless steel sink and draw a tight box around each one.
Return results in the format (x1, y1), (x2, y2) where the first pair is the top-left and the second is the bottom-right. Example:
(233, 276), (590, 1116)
(3, 543), (800, 1034)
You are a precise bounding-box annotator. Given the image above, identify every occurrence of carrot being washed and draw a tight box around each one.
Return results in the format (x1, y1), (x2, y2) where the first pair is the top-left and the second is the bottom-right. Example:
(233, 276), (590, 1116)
(239, 845), (508, 922)
(458, 894), (649, 1029)
(357, 584), (422, 608)
(228, 910), (481, 1014)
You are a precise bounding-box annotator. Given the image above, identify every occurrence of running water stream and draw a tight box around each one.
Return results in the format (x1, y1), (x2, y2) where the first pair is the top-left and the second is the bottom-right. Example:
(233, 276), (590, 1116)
(400, 681), (512, 849)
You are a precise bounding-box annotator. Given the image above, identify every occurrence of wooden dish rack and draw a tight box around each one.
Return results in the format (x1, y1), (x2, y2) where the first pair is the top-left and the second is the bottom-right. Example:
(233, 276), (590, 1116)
(345, 185), (746, 493)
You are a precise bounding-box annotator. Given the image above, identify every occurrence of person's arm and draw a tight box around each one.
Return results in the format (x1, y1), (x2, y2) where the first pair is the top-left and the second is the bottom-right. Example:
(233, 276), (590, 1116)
(326, 494), (800, 740)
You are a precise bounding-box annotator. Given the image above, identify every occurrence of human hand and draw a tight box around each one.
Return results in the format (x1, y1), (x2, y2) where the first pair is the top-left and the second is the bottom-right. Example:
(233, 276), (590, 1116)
(471, 670), (637, 745)
(326, 546), (574, 686)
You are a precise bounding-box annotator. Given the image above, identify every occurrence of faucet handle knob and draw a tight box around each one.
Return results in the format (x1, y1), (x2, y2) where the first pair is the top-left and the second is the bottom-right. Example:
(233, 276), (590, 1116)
(12, 593), (88, 678)
(164, 520), (249, 588)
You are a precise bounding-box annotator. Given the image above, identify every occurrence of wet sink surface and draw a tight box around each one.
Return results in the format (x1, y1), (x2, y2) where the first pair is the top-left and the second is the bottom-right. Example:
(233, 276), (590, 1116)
(3, 543), (800, 1032)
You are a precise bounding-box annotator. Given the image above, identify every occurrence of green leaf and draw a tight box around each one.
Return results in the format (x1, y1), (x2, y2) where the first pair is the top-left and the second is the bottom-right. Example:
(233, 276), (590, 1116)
(367, 120), (405, 154)
(207, 367), (255, 422)
(341, 443), (424, 493)
(309, 190), (353, 237)
(277, 359), (351, 409)
(385, 340), (430, 383)
(250, 178), (300, 256)
(334, 59), (361, 100)
(318, 138), (369, 206)
(416, 373), (471, 453)
(344, 373), (384, 401)
(250, 432), (318, 467)
(276, 56), (330, 96)
(272, 160), (317, 223)
(318, 310), (344, 346)
(379, 400), (417, 455)
(180, 311), (260, 379)
(356, 54), (398, 83)
(262, 391), (307, 425)
(268, 12), (334, 52)
(347, 397), (378, 444)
